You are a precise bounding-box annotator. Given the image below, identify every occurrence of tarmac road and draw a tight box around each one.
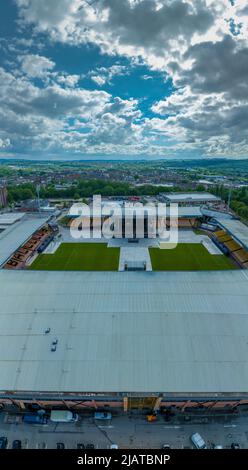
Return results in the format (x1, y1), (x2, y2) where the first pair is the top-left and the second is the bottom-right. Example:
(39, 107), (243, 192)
(0, 412), (248, 449)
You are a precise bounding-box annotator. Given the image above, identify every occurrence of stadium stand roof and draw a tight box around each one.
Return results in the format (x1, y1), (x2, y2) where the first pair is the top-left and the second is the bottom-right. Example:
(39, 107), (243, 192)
(0, 269), (248, 394)
(201, 208), (233, 219)
(69, 205), (202, 219)
(215, 219), (248, 250)
(174, 206), (202, 218)
(0, 215), (50, 266)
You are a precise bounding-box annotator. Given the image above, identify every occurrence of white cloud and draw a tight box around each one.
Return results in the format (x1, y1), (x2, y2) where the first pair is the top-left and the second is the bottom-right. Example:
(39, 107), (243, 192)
(91, 75), (107, 86)
(56, 74), (81, 87)
(0, 138), (11, 149)
(0, 65), (144, 156)
(18, 54), (55, 77)
(90, 65), (130, 86)
(10, 0), (248, 157)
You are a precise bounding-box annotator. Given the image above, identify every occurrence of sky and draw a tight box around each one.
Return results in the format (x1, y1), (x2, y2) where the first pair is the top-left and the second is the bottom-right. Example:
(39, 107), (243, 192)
(0, 0), (248, 161)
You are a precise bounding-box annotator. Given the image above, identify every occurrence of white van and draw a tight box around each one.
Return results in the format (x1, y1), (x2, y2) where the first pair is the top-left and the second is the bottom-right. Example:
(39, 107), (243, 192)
(50, 410), (78, 423)
(191, 433), (206, 449)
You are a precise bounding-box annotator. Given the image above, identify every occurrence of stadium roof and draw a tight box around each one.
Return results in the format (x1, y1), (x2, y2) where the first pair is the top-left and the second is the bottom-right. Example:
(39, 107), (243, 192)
(0, 269), (248, 394)
(163, 193), (220, 202)
(0, 215), (50, 266)
(69, 205), (202, 219)
(174, 206), (202, 218)
(215, 218), (248, 250)
(201, 208), (233, 219)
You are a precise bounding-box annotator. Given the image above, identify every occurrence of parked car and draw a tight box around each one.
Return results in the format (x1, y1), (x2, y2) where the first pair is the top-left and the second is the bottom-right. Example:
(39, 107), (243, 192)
(23, 413), (48, 425)
(231, 443), (241, 449)
(12, 440), (22, 449)
(0, 437), (8, 449)
(214, 445), (223, 449)
(86, 443), (95, 449)
(50, 410), (78, 423)
(162, 444), (171, 449)
(110, 444), (119, 449)
(191, 433), (206, 449)
(57, 442), (65, 449)
(37, 442), (47, 449)
(77, 443), (85, 449)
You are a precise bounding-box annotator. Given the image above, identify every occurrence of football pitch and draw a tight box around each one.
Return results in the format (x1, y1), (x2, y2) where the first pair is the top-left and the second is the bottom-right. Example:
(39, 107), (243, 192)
(29, 243), (120, 271)
(149, 243), (237, 271)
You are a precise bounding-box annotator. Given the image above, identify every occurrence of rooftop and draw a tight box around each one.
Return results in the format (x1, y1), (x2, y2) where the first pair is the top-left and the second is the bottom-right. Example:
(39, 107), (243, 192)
(0, 212), (26, 225)
(69, 205), (202, 219)
(215, 218), (248, 251)
(0, 215), (50, 267)
(174, 206), (202, 218)
(163, 193), (220, 202)
(0, 269), (248, 394)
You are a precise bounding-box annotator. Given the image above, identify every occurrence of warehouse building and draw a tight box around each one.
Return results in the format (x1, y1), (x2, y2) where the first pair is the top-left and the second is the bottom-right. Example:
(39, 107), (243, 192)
(0, 269), (248, 413)
(162, 192), (220, 205)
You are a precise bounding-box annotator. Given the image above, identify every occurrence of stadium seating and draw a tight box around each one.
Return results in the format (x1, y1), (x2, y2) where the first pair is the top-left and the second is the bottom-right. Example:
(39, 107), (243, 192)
(215, 230), (227, 238)
(232, 249), (248, 264)
(4, 225), (54, 269)
(223, 240), (242, 253)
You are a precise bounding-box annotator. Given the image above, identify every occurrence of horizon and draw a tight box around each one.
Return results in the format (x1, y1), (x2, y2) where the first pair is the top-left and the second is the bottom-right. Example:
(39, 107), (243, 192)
(1, 157), (248, 165)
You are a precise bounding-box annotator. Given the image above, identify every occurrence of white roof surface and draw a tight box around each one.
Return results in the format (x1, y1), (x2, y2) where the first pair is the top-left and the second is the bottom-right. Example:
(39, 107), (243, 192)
(0, 215), (50, 266)
(0, 212), (26, 225)
(216, 219), (248, 250)
(175, 206), (202, 218)
(164, 193), (220, 202)
(0, 269), (248, 394)
(69, 205), (202, 219)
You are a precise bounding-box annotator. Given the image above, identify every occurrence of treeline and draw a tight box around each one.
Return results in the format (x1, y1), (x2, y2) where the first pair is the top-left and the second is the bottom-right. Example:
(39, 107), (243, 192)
(7, 180), (248, 222)
(7, 179), (179, 202)
(7, 183), (36, 202)
(212, 185), (248, 221)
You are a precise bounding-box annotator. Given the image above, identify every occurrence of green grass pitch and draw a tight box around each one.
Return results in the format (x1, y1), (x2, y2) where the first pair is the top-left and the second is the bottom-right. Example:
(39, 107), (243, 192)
(29, 243), (120, 271)
(149, 243), (237, 271)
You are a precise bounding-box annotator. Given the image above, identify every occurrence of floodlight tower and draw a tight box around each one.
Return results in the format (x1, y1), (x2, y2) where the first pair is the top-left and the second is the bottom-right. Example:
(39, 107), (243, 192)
(228, 187), (232, 210)
(36, 183), (41, 216)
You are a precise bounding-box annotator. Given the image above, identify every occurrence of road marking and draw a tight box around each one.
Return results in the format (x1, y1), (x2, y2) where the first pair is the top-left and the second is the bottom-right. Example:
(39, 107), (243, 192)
(98, 425), (114, 429)
(163, 426), (181, 429)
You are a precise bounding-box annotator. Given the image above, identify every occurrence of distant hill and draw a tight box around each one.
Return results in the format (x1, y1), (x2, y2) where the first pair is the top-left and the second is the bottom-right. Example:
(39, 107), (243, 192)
(0, 157), (248, 172)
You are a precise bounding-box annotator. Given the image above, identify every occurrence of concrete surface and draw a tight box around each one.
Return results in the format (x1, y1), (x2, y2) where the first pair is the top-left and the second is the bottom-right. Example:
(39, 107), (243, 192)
(0, 412), (248, 449)
(118, 247), (152, 271)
